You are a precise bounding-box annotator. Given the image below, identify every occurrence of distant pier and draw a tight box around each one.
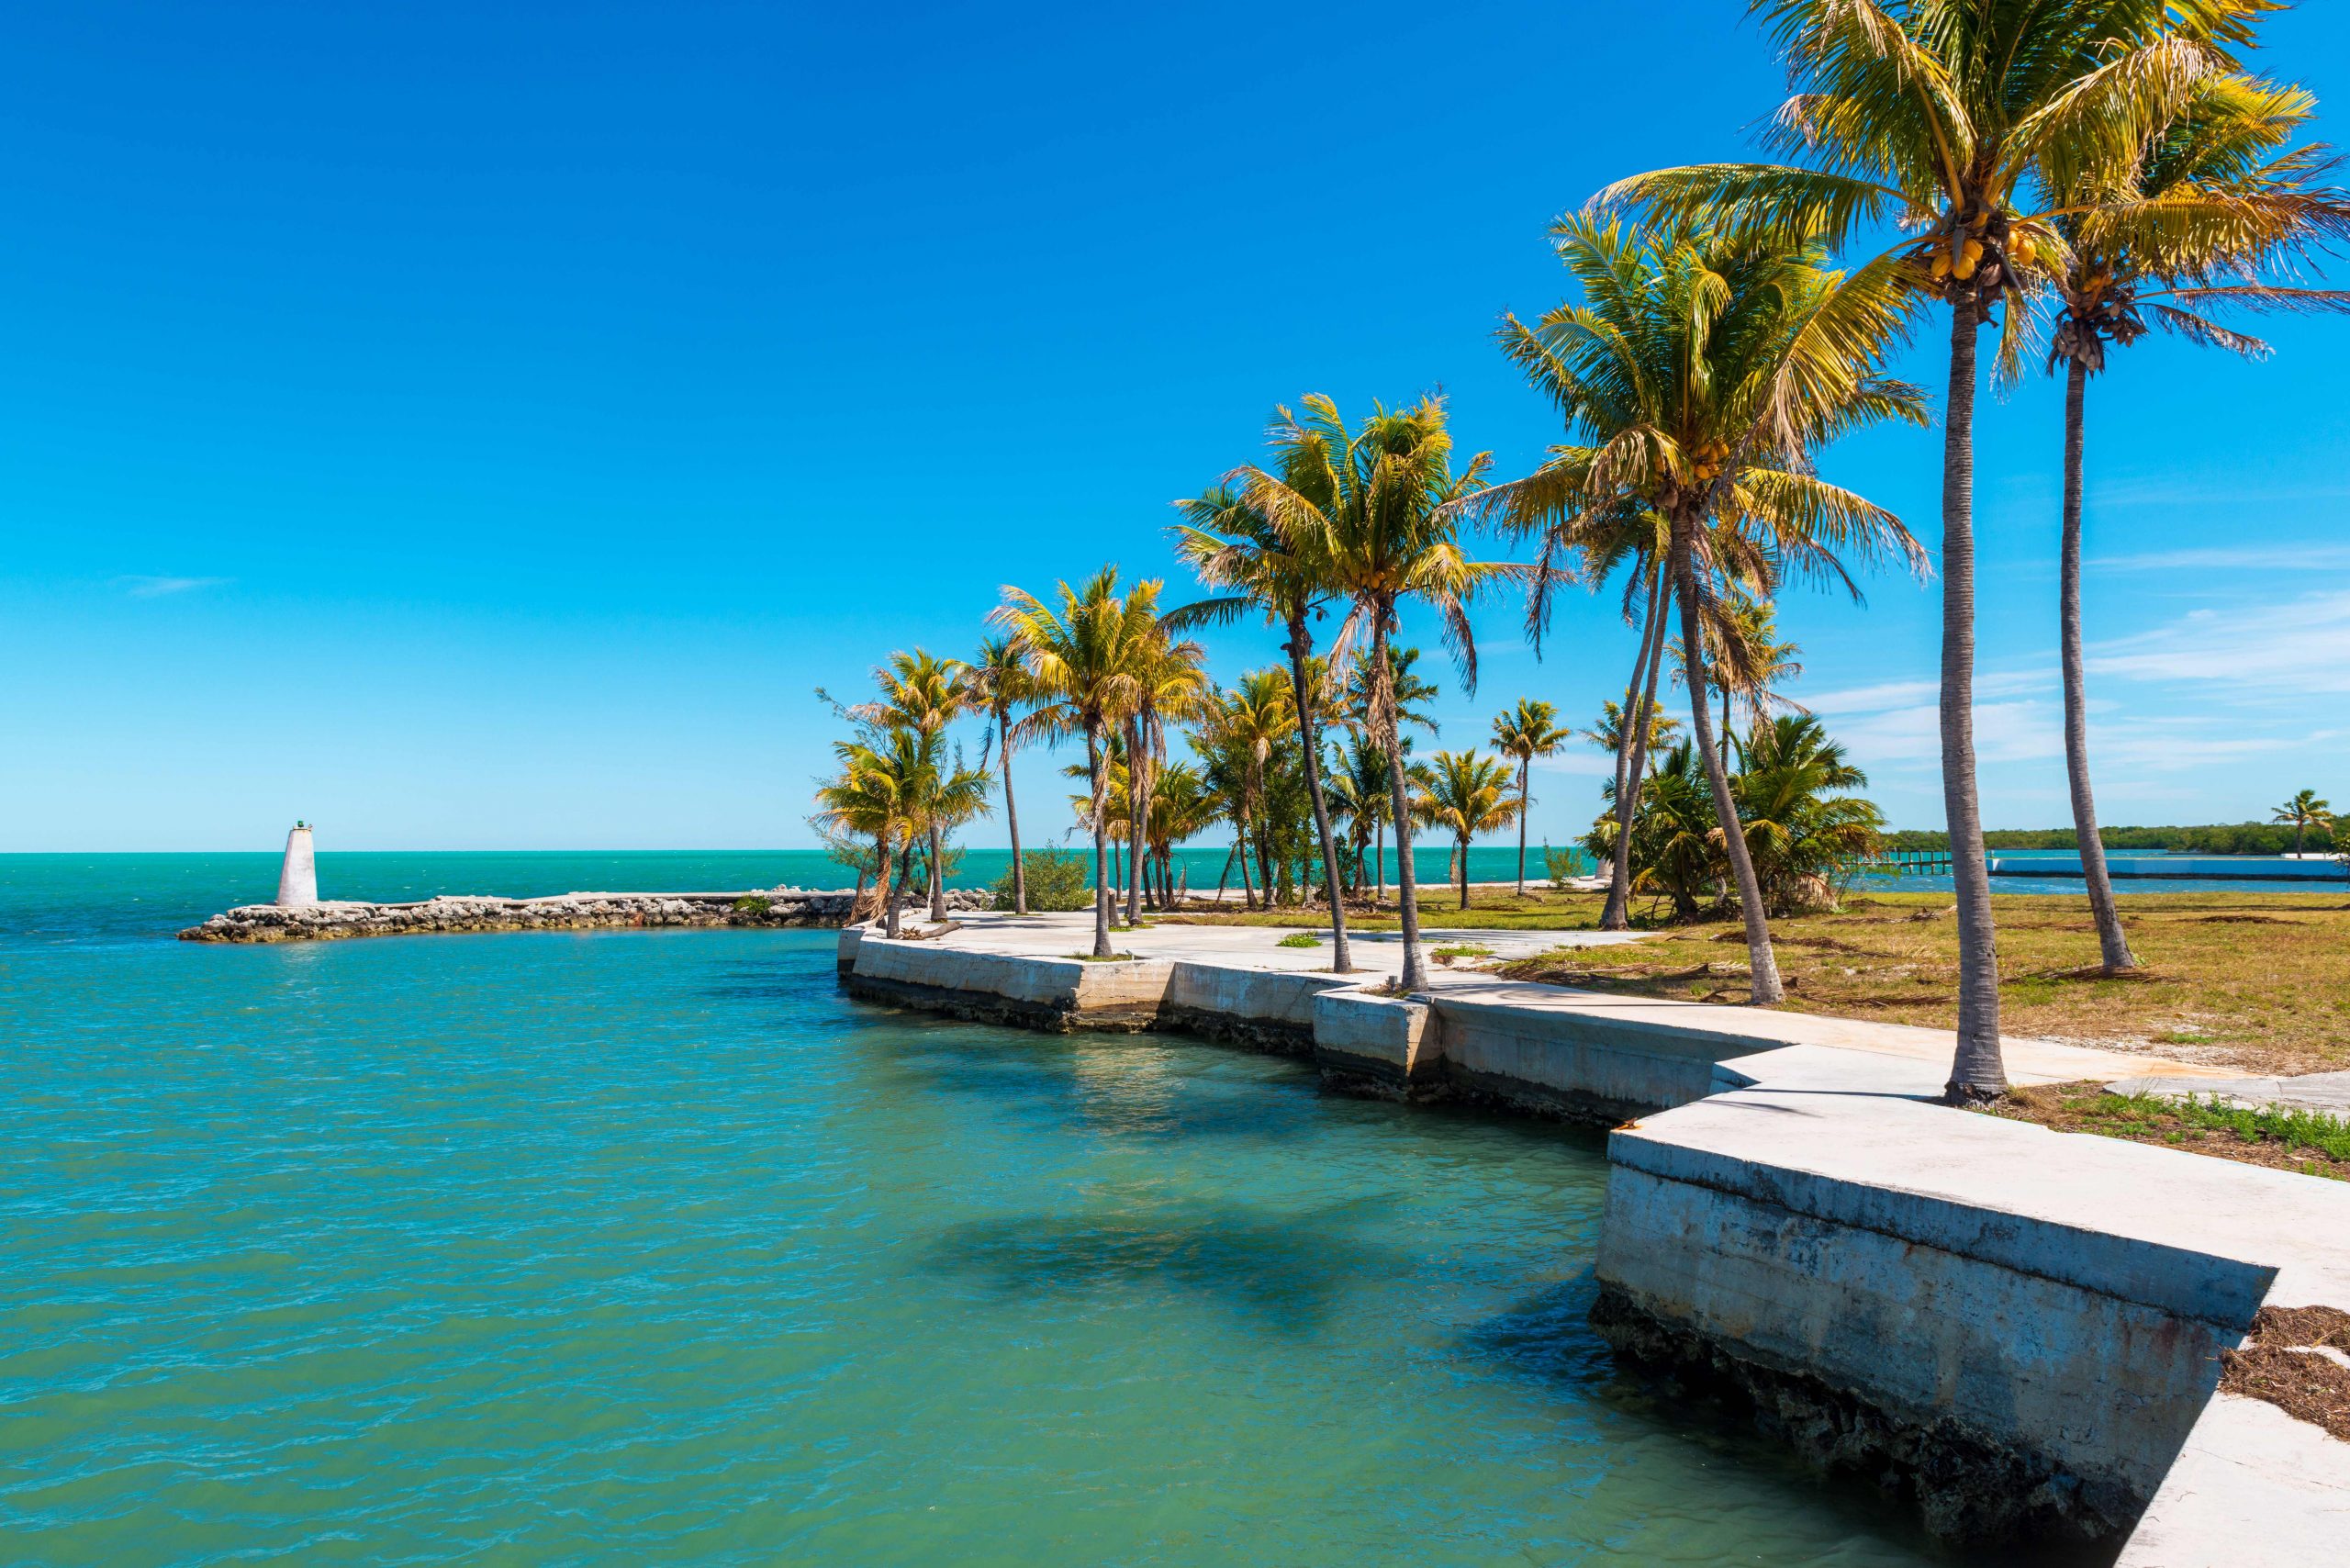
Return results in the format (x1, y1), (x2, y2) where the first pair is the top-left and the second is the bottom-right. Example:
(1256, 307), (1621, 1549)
(179, 888), (989, 943)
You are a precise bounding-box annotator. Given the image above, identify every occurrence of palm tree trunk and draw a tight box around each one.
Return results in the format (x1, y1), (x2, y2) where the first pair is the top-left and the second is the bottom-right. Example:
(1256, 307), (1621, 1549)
(869, 832), (892, 931)
(1373, 610), (1430, 991)
(1515, 763), (1530, 898)
(1124, 718), (1145, 926)
(1001, 713), (1026, 915)
(1373, 822), (1384, 905)
(881, 830), (903, 938)
(1286, 625), (1355, 971)
(1084, 725), (1113, 958)
(927, 823), (946, 923)
(1719, 686), (1732, 765)
(1941, 296), (2006, 1101)
(1675, 536), (1783, 1004)
(1237, 823), (1257, 909)
(2060, 355), (2135, 971)
(1603, 571), (1671, 931)
(1459, 834), (1471, 911)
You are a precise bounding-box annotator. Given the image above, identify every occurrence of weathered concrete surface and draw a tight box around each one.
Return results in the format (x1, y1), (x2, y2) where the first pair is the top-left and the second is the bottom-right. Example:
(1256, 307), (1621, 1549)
(2107, 1069), (2350, 1117)
(1310, 989), (1441, 1093)
(1606, 1081), (2350, 1554)
(182, 887), (990, 942)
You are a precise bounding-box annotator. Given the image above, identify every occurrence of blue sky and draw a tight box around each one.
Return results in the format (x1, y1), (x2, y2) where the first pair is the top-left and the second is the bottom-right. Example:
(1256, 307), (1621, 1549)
(3, 1), (2346, 853)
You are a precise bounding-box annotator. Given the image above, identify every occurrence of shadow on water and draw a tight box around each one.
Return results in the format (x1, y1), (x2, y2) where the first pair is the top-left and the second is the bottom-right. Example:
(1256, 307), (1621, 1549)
(1462, 1274), (2121, 1568)
(839, 1014), (1330, 1147)
(924, 1197), (1401, 1334)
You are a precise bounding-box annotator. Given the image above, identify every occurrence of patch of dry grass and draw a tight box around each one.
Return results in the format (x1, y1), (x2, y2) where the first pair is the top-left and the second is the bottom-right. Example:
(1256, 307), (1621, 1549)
(1488, 891), (2350, 1075)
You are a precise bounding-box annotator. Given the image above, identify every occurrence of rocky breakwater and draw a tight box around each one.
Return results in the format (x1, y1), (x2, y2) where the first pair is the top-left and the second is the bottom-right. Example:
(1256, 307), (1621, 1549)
(180, 887), (991, 943)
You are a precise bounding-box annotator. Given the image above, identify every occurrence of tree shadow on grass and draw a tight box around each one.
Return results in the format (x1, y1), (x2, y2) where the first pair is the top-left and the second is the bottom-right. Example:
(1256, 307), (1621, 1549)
(923, 1196), (1400, 1334)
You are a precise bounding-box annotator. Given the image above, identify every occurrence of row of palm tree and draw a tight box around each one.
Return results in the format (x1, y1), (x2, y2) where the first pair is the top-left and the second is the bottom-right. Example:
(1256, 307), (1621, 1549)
(820, 2), (2349, 1106)
(1593, 0), (2350, 1099)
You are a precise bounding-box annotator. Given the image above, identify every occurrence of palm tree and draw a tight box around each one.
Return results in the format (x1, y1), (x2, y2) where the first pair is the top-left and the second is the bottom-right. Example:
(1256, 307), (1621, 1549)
(971, 636), (1037, 915)
(1732, 714), (1885, 915)
(839, 649), (975, 922)
(2039, 73), (2350, 971)
(819, 726), (990, 940)
(1490, 700), (1572, 895)
(1147, 762), (1218, 906)
(1588, 698), (1682, 761)
(1598, 0), (2264, 1097)
(1414, 751), (1525, 911)
(993, 568), (1145, 958)
(1672, 588), (1808, 760)
(1116, 590), (1211, 923)
(1466, 217), (1924, 1007)
(1174, 484), (1360, 969)
(2271, 790), (2333, 857)
(1235, 395), (1504, 991)
(1323, 732), (1393, 901)
(812, 752), (902, 925)
(1213, 671), (1297, 908)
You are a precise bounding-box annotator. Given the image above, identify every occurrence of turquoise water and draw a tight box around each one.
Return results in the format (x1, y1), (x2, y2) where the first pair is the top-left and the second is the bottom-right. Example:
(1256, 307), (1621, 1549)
(0, 847), (1589, 935)
(3, 857), (1979, 1565)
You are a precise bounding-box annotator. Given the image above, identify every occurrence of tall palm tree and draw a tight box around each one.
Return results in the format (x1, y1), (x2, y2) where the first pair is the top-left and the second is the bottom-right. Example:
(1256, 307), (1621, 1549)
(1466, 217), (1925, 1005)
(1490, 700), (1572, 895)
(1174, 484), (1360, 969)
(2039, 73), (2350, 971)
(1598, 0), (2265, 1097)
(2271, 790), (2333, 857)
(971, 636), (1036, 915)
(992, 568), (1145, 958)
(1235, 395), (1503, 991)
(1413, 751), (1525, 911)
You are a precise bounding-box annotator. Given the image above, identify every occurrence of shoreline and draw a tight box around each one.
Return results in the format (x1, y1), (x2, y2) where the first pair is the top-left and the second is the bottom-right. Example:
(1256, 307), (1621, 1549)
(830, 911), (2350, 1560)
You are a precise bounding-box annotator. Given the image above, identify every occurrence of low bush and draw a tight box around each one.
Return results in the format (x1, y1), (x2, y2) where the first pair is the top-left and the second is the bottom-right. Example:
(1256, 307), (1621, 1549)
(1275, 931), (1320, 949)
(991, 849), (1093, 913)
(733, 894), (773, 916)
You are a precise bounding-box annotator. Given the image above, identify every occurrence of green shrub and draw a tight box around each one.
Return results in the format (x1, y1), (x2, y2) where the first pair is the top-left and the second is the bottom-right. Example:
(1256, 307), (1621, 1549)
(732, 895), (773, 916)
(990, 849), (1093, 912)
(1276, 931), (1321, 949)
(1540, 843), (1586, 886)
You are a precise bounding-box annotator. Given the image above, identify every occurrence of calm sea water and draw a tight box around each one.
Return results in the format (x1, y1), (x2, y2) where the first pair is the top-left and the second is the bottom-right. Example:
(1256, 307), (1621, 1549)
(0, 855), (1978, 1564)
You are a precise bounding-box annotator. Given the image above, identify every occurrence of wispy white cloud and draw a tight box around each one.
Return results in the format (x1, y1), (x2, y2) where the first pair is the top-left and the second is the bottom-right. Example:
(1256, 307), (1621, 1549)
(1828, 697), (2064, 769)
(1532, 749), (1621, 778)
(118, 575), (231, 599)
(2088, 590), (2350, 692)
(2089, 544), (2350, 574)
(2078, 476), (2350, 511)
(1804, 667), (2053, 717)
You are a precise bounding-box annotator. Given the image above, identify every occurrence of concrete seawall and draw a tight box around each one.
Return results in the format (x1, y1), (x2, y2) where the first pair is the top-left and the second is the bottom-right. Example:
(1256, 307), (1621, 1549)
(181, 888), (989, 942)
(833, 913), (2349, 1560)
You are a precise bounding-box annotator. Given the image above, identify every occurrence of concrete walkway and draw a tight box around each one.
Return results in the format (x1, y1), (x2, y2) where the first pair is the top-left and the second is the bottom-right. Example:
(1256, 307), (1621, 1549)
(924, 910), (2230, 1088)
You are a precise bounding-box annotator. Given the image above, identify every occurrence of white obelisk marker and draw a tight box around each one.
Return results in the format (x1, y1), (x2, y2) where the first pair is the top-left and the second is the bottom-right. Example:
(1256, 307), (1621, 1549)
(276, 822), (319, 908)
